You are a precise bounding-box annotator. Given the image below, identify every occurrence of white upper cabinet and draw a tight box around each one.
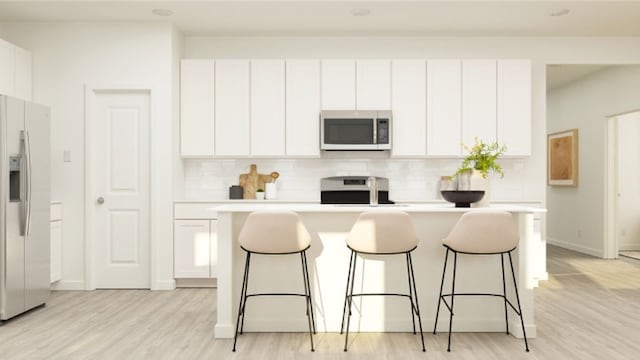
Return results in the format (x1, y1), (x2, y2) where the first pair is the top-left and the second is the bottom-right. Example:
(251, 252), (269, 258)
(286, 60), (321, 157)
(250, 60), (286, 156)
(497, 59), (531, 156)
(215, 60), (250, 156)
(321, 60), (356, 110)
(0, 38), (15, 96)
(180, 60), (215, 157)
(357, 60), (391, 110)
(427, 60), (462, 156)
(391, 60), (426, 157)
(13, 46), (31, 101)
(462, 60), (497, 147)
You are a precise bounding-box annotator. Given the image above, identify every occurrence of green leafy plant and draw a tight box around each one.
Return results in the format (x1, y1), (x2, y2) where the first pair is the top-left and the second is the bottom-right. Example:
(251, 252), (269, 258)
(256, 188), (264, 192)
(454, 137), (507, 179)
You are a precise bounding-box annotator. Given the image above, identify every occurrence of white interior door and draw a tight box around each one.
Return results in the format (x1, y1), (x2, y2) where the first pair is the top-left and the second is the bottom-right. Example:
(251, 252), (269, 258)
(92, 90), (150, 288)
(616, 111), (640, 251)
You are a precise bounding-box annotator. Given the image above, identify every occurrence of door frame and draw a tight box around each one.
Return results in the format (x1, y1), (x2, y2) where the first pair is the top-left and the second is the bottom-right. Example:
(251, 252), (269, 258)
(84, 85), (153, 290)
(604, 108), (640, 259)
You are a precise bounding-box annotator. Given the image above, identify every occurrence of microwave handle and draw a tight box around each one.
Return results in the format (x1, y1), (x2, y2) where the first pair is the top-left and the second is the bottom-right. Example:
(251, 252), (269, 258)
(373, 118), (378, 144)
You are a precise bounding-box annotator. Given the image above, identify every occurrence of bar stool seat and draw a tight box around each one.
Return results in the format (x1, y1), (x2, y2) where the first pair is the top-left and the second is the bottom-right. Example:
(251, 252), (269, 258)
(341, 210), (426, 352)
(433, 210), (530, 352)
(232, 210), (316, 352)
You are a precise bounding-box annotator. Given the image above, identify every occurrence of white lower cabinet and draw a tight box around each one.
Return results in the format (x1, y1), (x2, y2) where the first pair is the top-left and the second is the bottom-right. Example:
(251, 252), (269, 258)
(174, 204), (218, 279)
(50, 203), (62, 283)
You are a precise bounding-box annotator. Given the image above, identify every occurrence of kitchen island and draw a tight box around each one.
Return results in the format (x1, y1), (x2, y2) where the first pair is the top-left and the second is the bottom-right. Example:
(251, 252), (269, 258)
(214, 203), (546, 339)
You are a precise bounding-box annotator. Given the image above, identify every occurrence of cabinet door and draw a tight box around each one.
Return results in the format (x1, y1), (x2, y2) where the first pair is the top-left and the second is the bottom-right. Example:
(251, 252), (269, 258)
(180, 60), (215, 156)
(427, 60), (462, 156)
(391, 60), (426, 156)
(0, 38), (14, 96)
(174, 220), (210, 278)
(357, 60), (391, 109)
(215, 60), (250, 156)
(321, 60), (356, 110)
(251, 60), (285, 156)
(209, 220), (218, 278)
(50, 221), (62, 283)
(498, 59), (531, 156)
(286, 60), (321, 156)
(462, 60), (497, 147)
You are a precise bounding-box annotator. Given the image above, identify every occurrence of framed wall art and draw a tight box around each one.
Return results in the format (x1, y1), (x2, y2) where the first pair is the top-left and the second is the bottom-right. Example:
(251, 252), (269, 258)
(548, 129), (578, 186)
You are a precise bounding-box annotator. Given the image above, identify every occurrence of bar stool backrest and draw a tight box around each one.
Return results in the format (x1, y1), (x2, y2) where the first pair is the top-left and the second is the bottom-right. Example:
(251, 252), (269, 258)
(239, 211), (312, 254)
(442, 211), (519, 254)
(346, 211), (419, 254)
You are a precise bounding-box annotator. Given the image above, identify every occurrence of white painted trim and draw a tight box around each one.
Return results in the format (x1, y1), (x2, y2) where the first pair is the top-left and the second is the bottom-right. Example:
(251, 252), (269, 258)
(547, 237), (604, 258)
(153, 280), (177, 291)
(604, 115), (618, 259)
(84, 84), (153, 290)
(51, 280), (86, 291)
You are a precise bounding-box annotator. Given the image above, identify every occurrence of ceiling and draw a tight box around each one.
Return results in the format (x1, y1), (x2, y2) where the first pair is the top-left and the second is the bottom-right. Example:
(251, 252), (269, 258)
(1, 1), (640, 37)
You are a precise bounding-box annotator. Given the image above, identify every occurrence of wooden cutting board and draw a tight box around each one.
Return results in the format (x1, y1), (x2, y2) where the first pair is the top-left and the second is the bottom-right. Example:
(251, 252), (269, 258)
(238, 164), (279, 199)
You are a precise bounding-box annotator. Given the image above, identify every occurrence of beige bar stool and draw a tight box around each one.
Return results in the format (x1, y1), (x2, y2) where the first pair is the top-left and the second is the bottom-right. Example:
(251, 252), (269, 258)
(341, 210), (426, 352)
(232, 211), (316, 352)
(433, 210), (529, 352)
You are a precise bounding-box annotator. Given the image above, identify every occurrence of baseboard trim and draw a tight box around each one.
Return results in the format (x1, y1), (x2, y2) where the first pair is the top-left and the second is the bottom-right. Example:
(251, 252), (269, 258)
(176, 278), (217, 288)
(547, 237), (603, 258)
(152, 280), (176, 291)
(51, 280), (85, 291)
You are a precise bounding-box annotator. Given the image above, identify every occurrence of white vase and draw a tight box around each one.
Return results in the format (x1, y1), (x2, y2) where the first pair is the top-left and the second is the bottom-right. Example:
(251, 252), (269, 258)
(255, 192), (265, 200)
(470, 169), (491, 207)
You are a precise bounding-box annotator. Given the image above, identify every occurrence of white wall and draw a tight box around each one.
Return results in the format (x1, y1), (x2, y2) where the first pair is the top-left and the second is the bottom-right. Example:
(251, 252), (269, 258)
(616, 111), (640, 251)
(547, 65), (640, 257)
(0, 22), (177, 290)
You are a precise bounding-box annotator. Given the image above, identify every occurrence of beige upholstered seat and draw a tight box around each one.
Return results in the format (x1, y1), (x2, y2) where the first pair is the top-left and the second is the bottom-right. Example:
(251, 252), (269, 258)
(346, 211), (419, 254)
(233, 210), (316, 352)
(342, 210), (425, 352)
(434, 210), (529, 352)
(442, 211), (518, 254)
(238, 210), (312, 254)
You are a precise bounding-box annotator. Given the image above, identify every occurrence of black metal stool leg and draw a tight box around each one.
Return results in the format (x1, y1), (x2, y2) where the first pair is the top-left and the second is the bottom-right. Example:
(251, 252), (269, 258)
(343, 252), (358, 352)
(300, 252), (315, 352)
(239, 252), (252, 335)
(340, 251), (355, 334)
(408, 253), (426, 352)
(233, 251), (251, 352)
(447, 251), (458, 352)
(501, 253), (509, 334)
(405, 253), (416, 334)
(302, 252), (317, 334)
(508, 252), (530, 352)
(433, 248), (450, 334)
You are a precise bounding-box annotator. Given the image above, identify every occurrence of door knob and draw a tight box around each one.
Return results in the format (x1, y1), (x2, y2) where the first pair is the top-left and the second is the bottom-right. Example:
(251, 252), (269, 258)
(97, 197), (105, 204)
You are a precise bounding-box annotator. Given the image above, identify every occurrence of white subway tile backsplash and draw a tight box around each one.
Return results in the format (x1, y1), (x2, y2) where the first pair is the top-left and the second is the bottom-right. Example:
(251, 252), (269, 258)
(183, 157), (532, 202)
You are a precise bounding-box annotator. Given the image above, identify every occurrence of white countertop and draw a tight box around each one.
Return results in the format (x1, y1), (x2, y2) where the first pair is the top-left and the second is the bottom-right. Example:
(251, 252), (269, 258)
(214, 203), (546, 213)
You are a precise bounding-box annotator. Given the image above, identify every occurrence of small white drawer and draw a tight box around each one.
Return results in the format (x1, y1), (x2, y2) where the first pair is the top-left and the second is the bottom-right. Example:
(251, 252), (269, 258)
(174, 203), (218, 219)
(51, 203), (63, 222)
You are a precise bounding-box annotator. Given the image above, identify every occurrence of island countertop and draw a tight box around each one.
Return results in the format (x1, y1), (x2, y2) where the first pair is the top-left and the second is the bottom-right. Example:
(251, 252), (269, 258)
(213, 204), (547, 340)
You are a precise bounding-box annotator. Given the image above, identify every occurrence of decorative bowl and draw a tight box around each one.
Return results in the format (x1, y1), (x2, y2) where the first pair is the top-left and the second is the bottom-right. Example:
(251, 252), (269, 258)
(440, 190), (485, 208)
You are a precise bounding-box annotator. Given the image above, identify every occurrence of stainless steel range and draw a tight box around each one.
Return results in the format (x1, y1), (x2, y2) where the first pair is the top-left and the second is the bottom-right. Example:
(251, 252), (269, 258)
(320, 176), (394, 204)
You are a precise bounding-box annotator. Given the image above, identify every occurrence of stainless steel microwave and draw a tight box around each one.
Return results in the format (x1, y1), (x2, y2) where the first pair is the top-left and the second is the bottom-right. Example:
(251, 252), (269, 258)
(320, 110), (392, 150)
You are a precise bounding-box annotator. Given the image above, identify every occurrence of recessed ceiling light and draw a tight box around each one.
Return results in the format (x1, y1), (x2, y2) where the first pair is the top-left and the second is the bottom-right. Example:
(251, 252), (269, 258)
(152, 8), (173, 17)
(549, 8), (570, 17)
(350, 8), (371, 17)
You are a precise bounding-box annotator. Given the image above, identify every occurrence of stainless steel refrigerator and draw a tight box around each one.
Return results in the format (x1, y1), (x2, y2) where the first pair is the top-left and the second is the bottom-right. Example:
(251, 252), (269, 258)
(0, 95), (50, 322)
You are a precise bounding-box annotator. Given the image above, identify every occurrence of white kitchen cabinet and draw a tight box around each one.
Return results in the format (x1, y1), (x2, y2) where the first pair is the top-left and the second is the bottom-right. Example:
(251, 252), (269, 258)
(250, 60), (286, 156)
(50, 202), (63, 283)
(321, 60), (356, 110)
(391, 60), (426, 157)
(215, 60), (250, 156)
(285, 60), (321, 157)
(462, 60), (497, 147)
(0, 38), (15, 96)
(426, 60), (462, 156)
(174, 204), (218, 280)
(180, 60), (215, 157)
(357, 60), (391, 110)
(498, 59), (531, 156)
(13, 46), (32, 101)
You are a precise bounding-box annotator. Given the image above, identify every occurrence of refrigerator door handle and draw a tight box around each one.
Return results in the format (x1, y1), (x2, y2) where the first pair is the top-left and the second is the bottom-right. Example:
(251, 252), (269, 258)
(24, 130), (32, 236)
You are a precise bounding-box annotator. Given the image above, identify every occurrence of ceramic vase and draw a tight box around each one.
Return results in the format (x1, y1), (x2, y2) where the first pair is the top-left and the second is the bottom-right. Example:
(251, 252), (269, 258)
(469, 169), (490, 207)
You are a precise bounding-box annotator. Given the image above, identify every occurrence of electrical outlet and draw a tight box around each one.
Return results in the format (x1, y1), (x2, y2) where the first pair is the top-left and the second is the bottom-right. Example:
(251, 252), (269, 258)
(63, 150), (71, 163)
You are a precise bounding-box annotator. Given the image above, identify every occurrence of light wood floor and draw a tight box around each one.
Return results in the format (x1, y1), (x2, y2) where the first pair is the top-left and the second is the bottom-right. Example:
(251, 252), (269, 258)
(1, 245), (640, 359)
